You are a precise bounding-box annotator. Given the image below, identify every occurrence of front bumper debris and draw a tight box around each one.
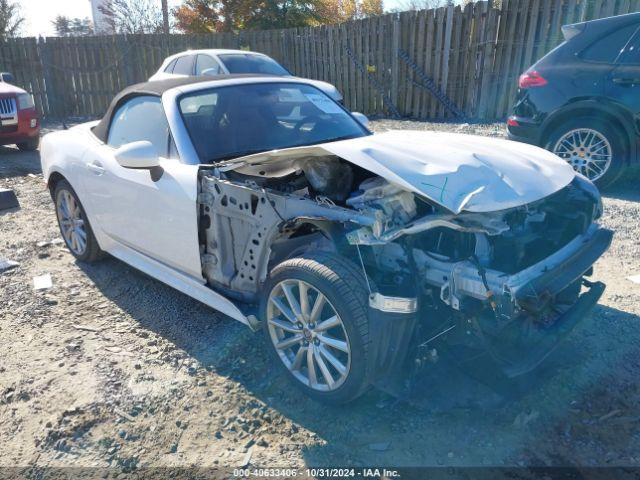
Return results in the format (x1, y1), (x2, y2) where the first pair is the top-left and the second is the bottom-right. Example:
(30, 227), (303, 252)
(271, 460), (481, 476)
(499, 279), (605, 377)
(515, 227), (612, 307)
(416, 224), (612, 313)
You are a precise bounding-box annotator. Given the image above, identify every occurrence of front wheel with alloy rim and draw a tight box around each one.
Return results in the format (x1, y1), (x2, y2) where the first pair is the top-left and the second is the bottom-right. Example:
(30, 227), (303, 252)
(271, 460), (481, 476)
(261, 252), (373, 404)
(53, 180), (103, 262)
(546, 118), (627, 188)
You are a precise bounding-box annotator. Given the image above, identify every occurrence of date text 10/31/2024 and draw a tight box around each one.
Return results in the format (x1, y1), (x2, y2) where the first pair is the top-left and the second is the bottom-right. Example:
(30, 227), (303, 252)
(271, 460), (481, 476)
(233, 468), (401, 478)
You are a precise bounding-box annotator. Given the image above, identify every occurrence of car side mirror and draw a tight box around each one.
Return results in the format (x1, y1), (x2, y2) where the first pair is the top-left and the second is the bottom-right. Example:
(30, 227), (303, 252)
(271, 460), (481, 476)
(0, 72), (15, 83)
(115, 141), (160, 169)
(201, 68), (219, 77)
(352, 112), (370, 129)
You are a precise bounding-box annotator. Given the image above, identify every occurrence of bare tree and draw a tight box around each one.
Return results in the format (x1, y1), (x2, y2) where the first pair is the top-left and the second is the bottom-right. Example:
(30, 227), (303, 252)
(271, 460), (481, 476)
(0, 0), (23, 41)
(99, 0), (164, 34)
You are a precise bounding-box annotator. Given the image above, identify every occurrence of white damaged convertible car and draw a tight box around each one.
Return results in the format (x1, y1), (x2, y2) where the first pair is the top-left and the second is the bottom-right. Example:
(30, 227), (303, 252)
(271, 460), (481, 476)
(41, 76), (612, 403)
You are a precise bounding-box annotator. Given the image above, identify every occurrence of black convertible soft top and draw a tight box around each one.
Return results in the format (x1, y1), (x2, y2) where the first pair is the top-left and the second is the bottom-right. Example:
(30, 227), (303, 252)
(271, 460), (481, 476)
(92, 75), (280, 143)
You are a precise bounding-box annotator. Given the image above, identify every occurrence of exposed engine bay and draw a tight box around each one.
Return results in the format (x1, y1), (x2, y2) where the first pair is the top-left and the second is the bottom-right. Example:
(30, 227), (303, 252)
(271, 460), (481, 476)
(198, 153), (612, 382)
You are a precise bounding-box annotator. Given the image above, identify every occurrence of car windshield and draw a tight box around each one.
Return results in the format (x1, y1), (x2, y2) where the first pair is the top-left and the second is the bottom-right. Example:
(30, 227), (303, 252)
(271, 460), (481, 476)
(217, 54), (290, 75)
(179, 82), (368, 163)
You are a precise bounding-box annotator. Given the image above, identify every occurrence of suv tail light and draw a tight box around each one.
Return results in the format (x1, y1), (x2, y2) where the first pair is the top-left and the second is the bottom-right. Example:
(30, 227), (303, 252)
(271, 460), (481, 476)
(519, 71), (548, 89)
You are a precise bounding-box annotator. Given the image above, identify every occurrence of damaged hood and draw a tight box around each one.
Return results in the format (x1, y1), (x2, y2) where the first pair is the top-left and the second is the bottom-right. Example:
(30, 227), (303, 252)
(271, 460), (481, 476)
(227, 130), (577, 214)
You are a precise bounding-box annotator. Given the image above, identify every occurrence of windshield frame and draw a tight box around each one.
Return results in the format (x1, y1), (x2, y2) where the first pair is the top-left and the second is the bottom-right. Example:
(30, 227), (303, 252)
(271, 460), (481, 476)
(176, 81), (371, 165)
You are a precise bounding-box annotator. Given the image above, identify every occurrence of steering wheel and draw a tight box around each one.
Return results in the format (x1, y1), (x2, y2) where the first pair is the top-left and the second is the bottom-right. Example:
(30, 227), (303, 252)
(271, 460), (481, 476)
(293, 115), (325, 133)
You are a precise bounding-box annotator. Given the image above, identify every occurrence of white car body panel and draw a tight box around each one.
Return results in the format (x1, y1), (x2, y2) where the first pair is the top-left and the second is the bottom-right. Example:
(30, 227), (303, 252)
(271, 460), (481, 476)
(40, 127), (92, 199)
(81, 147), (202, 279)
(41, 122), (252, 327)
(149, 49), (343, 102)
(224, 130), (577, 214)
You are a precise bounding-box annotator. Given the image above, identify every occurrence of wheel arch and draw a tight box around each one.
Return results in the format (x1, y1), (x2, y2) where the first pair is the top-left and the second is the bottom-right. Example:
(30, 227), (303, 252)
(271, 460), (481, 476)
(540, 100), (637, 165)
(48, 172), (105, 263)
(46, 170), (68, 198)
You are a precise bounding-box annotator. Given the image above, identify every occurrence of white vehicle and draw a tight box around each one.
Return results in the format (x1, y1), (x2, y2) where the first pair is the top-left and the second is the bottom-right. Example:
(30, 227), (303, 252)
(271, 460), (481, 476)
(41, 76), (611, 404)
(149, 49), (343, 103)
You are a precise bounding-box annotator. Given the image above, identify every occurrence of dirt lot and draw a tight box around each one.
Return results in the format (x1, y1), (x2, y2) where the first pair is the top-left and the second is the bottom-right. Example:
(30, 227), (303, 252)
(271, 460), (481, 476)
(1, 120), (640, 472)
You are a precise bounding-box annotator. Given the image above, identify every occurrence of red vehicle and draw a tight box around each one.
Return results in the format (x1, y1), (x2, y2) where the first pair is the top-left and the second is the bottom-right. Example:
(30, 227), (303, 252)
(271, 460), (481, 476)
(0, 72), (40, 151)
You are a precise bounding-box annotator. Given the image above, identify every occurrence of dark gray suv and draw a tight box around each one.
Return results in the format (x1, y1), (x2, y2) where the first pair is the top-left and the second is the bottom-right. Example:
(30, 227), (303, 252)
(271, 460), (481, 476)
(507, 12), (640, 187)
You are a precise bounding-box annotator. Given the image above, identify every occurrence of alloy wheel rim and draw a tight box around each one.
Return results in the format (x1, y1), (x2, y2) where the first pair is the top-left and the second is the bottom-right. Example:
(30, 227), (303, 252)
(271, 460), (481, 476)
(56, 190), (87, 255)
(267, 279), (351, 392)
(553, 128), (612, 181)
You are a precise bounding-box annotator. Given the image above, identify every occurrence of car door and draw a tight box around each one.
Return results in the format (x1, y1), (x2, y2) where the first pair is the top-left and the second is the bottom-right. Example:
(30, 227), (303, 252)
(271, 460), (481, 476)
(607, 24), (640, 130)
(574, 22), (640, 97)
(81, 95), (203, 280)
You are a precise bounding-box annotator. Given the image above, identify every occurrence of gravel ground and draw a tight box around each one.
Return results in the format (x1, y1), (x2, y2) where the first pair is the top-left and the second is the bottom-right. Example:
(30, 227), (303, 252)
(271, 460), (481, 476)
(1, 120), (640, 471)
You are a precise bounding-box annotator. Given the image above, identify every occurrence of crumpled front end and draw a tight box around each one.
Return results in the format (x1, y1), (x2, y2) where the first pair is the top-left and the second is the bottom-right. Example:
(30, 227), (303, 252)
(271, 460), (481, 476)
(345, 174), (611, 382)
(204, 142), (610, 387)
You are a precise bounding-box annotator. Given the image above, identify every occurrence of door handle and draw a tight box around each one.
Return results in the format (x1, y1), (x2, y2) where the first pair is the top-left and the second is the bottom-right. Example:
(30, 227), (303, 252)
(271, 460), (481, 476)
(86, 162), (105, 175)
(612, 77), (640, 85)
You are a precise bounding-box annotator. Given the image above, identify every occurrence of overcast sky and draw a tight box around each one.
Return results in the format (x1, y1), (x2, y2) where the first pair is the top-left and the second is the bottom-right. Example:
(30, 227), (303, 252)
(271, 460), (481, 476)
(20, 0), (408, 37)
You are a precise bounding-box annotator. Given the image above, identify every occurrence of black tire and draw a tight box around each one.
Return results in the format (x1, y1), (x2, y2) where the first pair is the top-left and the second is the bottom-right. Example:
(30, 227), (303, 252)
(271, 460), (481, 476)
(53, 180), (104, 263)
(17, 137), (39, 152)
(260, 252), (372, 404)
(545, 117), (627, 189)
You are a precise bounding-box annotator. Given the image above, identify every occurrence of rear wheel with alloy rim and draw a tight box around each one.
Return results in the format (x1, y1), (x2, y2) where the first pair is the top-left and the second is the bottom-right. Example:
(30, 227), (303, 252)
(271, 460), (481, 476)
(53, 180), (103, 262)
(261, 252), (372, 404)
(546, 118), (626, 188)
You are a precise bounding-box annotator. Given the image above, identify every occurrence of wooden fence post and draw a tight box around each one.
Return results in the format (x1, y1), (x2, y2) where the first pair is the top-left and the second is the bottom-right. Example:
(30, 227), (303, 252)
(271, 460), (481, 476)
(579, 0), (588, 21)
(42, 38), (63, 119)
(477, 2), (499, 119)
(30, 37), (46, 117)
(441, 4), (454, 118)
(390, 14), (400, 113)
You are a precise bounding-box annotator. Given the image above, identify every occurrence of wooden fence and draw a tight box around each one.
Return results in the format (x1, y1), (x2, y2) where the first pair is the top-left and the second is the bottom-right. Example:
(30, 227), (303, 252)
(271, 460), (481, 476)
(1, 0), (638, 120)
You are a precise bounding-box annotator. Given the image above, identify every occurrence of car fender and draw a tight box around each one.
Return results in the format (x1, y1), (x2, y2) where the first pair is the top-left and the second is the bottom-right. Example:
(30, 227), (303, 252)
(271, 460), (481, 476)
(40, 129), (89, 190)
(40, 124), (108, 244)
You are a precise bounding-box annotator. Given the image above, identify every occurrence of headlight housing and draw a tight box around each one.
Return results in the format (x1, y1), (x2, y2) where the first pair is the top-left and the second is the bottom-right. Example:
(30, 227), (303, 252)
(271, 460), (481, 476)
(17, 93), (35, 110)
